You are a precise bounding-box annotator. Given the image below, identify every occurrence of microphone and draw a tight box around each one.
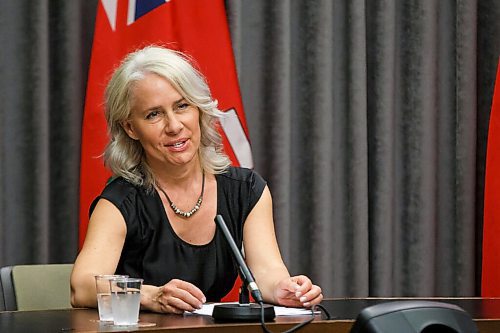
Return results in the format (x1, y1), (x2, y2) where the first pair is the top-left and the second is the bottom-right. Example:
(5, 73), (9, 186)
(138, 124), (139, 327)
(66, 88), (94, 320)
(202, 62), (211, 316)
(214, 215), (263, 303)
(212, 215), (275, 322)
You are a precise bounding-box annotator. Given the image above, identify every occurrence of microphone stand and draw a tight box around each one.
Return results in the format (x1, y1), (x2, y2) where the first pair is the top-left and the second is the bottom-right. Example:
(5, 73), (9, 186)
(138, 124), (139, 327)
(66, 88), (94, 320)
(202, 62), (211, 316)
(239, 279), (250, 304)
(212, 215), (275, 322)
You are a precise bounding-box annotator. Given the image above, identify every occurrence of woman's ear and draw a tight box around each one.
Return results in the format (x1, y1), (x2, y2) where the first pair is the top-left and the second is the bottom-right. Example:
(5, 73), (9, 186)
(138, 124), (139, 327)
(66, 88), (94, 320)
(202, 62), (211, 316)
(121, 120), (139, 140)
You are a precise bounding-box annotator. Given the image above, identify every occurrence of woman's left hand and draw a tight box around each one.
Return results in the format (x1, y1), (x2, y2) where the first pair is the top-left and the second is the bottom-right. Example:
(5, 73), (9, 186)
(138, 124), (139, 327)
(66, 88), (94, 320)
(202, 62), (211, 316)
(273, 275), (323, 308)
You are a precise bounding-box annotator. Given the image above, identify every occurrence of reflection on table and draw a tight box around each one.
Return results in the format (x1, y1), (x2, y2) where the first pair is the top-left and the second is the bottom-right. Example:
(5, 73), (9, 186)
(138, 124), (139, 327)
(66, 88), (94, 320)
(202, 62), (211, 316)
(1, 298), (500, 333)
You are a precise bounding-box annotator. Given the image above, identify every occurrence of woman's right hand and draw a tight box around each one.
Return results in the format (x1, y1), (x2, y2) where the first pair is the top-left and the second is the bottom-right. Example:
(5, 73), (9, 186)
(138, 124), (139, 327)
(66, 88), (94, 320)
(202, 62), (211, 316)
(150, 279), (206, 314)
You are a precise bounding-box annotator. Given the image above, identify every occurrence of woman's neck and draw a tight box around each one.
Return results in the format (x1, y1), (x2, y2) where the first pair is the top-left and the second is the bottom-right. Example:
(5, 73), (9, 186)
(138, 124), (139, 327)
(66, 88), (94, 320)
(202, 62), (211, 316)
(149, 157), (203, 189)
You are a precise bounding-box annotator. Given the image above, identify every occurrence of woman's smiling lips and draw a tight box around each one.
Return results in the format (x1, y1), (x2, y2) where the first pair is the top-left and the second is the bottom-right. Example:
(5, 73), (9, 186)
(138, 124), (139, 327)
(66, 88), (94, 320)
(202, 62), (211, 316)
(165, 138), (189, 152)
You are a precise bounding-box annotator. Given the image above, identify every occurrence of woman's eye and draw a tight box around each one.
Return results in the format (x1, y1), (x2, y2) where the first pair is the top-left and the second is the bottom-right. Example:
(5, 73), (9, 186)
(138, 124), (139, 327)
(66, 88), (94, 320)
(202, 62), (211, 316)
(176, 103), (190, 111)
(145, 110), (161, 120)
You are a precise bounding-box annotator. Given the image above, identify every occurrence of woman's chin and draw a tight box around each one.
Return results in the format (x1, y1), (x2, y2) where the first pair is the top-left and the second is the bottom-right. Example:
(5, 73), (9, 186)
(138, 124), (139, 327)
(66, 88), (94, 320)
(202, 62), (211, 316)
(167, 153), (199, 167)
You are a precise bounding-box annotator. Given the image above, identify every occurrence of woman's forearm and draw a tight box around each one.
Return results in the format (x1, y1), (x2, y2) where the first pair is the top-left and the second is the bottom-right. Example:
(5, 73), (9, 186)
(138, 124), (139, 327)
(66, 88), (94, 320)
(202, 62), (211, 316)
(255, 266), (290, 304)
(70, 273), (98, 308)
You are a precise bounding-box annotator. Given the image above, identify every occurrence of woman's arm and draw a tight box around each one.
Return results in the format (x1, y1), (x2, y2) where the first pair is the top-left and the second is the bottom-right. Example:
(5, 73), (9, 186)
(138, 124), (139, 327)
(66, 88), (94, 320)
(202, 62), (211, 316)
(70, 199), (126, 308)
(70, 198), (205, 313)
(243, 186), (323, 307)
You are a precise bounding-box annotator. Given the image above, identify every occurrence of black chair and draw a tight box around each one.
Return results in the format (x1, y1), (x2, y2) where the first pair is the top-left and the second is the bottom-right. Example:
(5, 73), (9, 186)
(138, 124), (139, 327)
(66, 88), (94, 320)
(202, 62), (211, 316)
(0, 269), (5, 311)
(0, 266), (13, 311)
(350, 300), (478, 333)
(0, 264), (73, 311)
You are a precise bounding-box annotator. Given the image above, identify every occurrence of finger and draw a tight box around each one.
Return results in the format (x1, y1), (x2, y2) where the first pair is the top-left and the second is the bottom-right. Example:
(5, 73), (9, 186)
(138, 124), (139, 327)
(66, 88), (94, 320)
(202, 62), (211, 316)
(273, 280), (299, 303)
(157, 297), (175, 314)
(171, 279), (206, 303)
(159, 299), (184, 314)
(279, 277), (301, 293)
(303, 293), (323, 307)
(299, 285), (323, 307)
(292, 276), (313, 297)
(161, 290), (204, 312)
(162, 280), (205, 311)
(299, 284), (321, 300)
(276, 297), (304, 308)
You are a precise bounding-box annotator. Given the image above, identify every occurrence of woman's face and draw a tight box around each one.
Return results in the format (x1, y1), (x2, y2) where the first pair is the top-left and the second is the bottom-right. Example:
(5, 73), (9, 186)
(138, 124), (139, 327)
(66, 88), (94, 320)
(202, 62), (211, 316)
(122, 72), (201, 169)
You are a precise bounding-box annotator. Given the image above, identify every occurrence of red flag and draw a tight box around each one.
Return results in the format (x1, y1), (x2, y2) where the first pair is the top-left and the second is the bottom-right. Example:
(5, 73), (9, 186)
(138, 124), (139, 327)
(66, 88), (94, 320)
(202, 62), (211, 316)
(80, 0), (252, 300)
(482, 58), (500, 296)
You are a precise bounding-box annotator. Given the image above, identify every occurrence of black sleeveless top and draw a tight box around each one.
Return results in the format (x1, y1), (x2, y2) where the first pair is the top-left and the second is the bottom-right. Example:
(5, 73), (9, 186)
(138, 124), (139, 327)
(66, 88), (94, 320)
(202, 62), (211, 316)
(90, 166), (266, 301)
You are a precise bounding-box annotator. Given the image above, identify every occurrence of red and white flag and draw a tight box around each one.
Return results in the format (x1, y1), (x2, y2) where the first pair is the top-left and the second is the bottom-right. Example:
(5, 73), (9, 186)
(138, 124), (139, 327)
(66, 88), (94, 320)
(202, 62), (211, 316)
(482, 58), (500, 296)
(80, 0), (253, 299)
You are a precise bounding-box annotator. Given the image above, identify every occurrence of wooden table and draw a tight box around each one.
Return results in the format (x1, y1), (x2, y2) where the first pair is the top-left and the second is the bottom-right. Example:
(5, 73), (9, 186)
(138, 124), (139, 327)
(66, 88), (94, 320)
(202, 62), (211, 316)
(1, 298), (499, 332)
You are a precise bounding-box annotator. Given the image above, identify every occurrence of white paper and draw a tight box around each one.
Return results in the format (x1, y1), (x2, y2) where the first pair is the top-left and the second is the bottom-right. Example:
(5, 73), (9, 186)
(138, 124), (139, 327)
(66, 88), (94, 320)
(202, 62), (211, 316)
(189, 302), (316, 317)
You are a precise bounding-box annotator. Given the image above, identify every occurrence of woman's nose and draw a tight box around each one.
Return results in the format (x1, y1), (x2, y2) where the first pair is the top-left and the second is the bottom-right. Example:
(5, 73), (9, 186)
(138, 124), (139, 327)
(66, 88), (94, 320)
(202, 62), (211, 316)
(164, 113), (183, 134)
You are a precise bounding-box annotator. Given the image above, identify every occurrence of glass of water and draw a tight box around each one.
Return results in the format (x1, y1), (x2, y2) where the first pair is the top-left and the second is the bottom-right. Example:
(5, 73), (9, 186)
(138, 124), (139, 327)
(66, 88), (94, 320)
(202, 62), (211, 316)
(94, 274), (128, 321)
(110, 277), (143, 326)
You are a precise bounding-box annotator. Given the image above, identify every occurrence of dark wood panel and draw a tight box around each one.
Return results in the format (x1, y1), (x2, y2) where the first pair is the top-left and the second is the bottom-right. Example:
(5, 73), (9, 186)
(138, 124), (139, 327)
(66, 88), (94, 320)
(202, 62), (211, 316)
(1, 298), (499, 332)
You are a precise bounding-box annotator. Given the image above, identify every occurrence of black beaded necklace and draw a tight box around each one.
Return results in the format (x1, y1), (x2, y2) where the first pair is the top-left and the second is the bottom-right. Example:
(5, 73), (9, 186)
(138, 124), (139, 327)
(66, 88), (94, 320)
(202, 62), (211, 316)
(157, 172), (205, 218)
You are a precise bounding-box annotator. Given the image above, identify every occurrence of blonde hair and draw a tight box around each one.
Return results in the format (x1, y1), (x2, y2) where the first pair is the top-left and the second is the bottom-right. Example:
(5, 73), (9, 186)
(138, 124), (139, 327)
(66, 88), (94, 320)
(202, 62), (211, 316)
(104, 46), (230, 189)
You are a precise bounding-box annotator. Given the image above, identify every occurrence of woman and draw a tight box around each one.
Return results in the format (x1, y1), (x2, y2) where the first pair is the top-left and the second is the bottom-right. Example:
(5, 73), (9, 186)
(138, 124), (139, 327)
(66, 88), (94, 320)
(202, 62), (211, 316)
(71, 46), (322, 314)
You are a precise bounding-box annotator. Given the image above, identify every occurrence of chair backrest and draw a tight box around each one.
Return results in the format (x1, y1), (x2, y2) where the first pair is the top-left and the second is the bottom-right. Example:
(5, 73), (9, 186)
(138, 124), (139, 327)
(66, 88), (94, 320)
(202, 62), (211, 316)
(0, 264), (73, 311)
(0, 268), (5, 311)
(350, 300), (478, 333)
(0, 266), (14, 311)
